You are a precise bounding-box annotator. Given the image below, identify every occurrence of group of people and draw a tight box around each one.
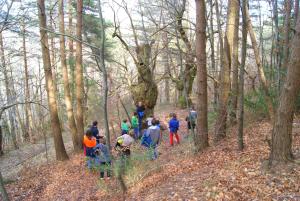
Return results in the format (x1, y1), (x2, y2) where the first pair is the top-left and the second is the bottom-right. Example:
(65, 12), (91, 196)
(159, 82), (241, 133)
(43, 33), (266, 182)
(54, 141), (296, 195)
(83, 121), (111, 179)
(82, 101), (197, 179)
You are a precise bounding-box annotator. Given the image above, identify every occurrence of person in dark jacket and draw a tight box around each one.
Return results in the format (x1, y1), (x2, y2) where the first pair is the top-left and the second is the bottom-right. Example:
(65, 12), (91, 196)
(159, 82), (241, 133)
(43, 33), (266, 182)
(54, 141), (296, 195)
(186, 107), (197, 134)
(168, 113), (180, 146)
(90, 121), (100, 144)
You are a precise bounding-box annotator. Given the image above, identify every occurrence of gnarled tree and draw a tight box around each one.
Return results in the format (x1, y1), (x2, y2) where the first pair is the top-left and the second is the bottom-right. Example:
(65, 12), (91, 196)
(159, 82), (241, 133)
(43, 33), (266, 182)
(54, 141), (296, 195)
(112, 1), (158, 117)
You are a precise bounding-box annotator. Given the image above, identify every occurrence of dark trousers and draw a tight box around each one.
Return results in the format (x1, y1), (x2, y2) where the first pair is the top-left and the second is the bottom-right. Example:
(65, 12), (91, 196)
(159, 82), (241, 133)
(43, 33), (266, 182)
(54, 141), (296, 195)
(100, 162), (111, 178)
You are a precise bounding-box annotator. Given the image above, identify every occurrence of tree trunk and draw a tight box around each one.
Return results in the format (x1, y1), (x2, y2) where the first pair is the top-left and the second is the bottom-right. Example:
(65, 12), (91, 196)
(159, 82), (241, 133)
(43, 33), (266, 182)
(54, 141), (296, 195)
(75, 0), (85, 143)
(238, 0), (248, 151)
(245, 4), (275, 122)
(176, 7), (196, 105)
(282, 0), (292, 72)
(195, 0), (209, 152)
(272, 0), (280, 92)
(37, 0), (69, 161)
(0, 171), (9, 201)
(270, 16), (300, 165)
(229, 0), (240, 123)
(21, 18), (34, 143)
(214, 0), (236, 142)
(295, 0), (299, 22)
(0, 124), (3, 155)
(131, 44), (158, 117)
(162, 26), (170, 103)
(68, 0), (75, 104)
(208, 0), (218, 107)
(58, 0), (81, 151)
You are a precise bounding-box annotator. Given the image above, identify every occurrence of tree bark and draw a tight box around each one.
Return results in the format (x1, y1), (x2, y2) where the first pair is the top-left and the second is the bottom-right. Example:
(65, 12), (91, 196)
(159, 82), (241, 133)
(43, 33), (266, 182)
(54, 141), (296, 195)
(195, 0), (209, 152)
(245, 4), (275, 122)
(75, 0), (85, 143)
(162, 25), (170, 103)
(59, 0), (81, 151)
(208, 0), (218, 107)
(270, 16), (300, 165)
(295, 0), (299, 21)
(229, 0), (240, 123)
(131, 44), (158, 117)
(37, 0), (69, 161)
(68, 0), (75, 103)
(176, 4), (196, 106)
(282, 0), (292, 71)
(214, 0), (234, 142)
(238, 0), (248, 151)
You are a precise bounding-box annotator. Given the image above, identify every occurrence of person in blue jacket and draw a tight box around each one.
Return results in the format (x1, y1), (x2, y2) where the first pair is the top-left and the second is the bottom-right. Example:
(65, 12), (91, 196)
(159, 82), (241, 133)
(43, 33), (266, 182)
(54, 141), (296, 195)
(136, 101), (145, 132)
(169, 113), (180, 146)
(94, 137), (111, 179)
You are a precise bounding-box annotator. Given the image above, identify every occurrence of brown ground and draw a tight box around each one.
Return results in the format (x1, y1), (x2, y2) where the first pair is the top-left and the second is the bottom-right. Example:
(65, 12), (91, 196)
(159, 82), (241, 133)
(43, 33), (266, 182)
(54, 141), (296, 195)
(3, 107), (300, 201)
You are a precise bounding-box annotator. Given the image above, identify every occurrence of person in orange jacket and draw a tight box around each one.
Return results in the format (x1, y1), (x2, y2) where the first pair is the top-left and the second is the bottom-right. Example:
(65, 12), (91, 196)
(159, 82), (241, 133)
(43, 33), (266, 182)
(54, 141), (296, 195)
(83, 129), (97, 169)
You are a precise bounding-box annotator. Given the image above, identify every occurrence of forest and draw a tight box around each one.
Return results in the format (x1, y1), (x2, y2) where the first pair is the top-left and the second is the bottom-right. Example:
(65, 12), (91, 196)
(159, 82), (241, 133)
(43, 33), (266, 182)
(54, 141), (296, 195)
(0, 0), (299, 200)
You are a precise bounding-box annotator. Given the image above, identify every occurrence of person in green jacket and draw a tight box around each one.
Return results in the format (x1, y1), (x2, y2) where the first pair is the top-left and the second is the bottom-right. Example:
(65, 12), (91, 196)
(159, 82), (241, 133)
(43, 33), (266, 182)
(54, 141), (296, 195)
(131, 112), (139, 139)
(121, 119), (129, 135)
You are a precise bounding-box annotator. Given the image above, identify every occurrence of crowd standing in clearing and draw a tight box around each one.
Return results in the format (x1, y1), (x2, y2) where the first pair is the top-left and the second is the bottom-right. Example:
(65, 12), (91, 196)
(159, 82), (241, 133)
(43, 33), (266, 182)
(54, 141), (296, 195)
(82, 101), (198, 179)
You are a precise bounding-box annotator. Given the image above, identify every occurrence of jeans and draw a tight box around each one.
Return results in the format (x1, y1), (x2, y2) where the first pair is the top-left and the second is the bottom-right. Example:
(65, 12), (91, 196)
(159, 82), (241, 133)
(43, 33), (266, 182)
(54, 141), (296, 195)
(133, 127), (139, 139)
(149, 145), (158, 160)
(86, 156), (95, 169)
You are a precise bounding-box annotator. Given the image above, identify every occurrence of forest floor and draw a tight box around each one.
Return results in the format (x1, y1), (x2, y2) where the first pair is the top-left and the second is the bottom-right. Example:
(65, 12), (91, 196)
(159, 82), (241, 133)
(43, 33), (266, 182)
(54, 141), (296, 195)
(2, 106), (300, 201)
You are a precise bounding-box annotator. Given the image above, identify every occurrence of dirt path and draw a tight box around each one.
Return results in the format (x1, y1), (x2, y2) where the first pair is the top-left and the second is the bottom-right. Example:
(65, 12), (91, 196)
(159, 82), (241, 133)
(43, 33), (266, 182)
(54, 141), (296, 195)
(0, 133), (74, 180)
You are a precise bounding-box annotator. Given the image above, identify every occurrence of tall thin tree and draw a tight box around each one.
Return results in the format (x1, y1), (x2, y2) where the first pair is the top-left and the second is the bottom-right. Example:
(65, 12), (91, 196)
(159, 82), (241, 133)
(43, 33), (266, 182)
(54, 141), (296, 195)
(58, 0), (80, 151)
(195, 0), (208, 151)
(238, 0), (248, 150)
(75, 0), (85, 142)
(37, 0), (69, 161)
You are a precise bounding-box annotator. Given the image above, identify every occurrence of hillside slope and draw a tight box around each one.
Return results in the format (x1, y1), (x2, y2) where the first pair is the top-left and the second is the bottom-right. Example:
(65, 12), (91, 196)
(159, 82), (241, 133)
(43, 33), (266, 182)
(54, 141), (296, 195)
(5, 108), (300, 201)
